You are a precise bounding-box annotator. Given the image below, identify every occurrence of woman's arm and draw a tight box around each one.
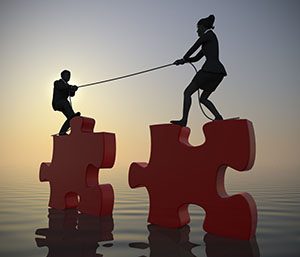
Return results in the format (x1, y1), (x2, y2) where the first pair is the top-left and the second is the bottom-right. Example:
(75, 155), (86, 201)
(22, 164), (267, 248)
(185, 49), (204, 63)
(183, 32), (209, 60)
(174, 32), (210, 65)
(174, 48), (204, 65)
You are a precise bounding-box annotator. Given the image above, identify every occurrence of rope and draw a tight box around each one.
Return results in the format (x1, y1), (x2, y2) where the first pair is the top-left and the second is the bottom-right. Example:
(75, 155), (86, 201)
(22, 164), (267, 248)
(76, 61), (213, 120)
(68, 94), (72, 107)
(78, 63), (174, 88)
(188, 63), (214, 121)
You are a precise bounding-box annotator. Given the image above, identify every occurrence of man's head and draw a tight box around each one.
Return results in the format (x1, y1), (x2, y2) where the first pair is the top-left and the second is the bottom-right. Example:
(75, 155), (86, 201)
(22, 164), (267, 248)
(61, 70), (71, 82)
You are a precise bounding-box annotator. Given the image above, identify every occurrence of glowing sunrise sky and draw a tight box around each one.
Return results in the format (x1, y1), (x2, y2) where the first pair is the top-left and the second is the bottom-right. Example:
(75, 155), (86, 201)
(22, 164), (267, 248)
(0, 0), (299, 184)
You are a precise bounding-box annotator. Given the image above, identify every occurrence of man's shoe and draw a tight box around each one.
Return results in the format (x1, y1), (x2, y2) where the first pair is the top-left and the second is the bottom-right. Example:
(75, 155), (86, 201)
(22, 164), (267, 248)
(58, 132), (68, 136)
(70, 112), (81, 120)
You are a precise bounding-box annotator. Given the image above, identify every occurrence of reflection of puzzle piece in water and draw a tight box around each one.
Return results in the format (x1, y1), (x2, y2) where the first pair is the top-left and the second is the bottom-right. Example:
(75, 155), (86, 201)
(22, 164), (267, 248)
(35, 208), (114, 257)
(148, 225), (199, 257)
(129, 119), (257, 240)
(204, 233), (260, 257)
(129, 225), (260, 257)
(40, 116), (116, 216)
(129, 224), (198, 257)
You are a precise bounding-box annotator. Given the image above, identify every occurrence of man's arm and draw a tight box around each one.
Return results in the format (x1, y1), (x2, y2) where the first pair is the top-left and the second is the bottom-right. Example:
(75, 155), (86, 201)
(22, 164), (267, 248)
(69, 85), (78, 97)
(54, 80), (78, 93)
(54, 80), (70, 91)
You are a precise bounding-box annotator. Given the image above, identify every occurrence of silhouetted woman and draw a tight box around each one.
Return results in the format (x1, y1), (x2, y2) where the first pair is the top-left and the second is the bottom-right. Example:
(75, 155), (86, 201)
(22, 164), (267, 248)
(171, 15), (227, 127)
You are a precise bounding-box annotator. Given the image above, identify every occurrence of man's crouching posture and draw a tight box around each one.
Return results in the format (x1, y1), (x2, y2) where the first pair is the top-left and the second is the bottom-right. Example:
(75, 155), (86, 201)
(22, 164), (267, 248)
(52, 70), (80, 135)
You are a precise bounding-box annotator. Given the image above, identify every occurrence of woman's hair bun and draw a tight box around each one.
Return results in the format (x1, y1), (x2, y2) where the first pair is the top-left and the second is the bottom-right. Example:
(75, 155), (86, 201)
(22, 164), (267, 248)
(198, 14), (215, 29)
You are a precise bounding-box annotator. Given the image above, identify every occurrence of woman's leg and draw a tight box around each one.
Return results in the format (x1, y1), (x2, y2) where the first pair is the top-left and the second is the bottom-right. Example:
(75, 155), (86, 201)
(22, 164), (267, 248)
(171, 80), (200, 126)
(200, 91), (223, 120)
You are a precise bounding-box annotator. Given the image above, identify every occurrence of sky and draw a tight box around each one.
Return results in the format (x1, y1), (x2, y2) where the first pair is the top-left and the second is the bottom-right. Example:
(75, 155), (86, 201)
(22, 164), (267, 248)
(0, 0), (299, 185)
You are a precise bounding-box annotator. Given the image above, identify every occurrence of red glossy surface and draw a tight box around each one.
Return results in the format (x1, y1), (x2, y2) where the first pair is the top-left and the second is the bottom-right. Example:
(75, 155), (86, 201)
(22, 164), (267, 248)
(129, 119), (257, 240)
(40, 116), (116, 216)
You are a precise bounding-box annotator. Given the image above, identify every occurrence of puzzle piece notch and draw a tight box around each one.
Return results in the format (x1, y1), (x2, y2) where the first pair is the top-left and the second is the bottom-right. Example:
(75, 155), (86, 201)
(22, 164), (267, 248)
(40, 116), (116, 216)
(129, 119), (257, 240)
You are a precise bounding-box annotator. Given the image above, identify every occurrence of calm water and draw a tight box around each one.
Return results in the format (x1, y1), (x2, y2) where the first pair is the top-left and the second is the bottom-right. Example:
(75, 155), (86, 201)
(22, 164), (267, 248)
(0, 170), (299, 257)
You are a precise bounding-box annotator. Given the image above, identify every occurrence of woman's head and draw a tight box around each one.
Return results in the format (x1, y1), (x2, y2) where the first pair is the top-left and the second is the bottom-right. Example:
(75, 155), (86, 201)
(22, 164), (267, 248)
(197, 14), (215, 36)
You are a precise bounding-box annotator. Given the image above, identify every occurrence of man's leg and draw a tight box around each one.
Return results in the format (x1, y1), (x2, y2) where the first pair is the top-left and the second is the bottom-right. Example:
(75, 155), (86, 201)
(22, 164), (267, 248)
(59, 102), (76, 135)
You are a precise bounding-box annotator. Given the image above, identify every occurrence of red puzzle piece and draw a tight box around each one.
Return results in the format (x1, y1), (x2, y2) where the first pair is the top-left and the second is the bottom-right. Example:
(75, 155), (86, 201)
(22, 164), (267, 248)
(40, 116), (116, 216)
(129, 119), (257, 240)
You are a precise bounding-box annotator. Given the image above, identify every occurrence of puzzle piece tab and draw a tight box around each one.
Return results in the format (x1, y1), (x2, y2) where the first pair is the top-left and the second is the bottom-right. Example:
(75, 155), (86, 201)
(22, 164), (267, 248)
(40, 116), (116, 216)
(129, 119), (257, 240)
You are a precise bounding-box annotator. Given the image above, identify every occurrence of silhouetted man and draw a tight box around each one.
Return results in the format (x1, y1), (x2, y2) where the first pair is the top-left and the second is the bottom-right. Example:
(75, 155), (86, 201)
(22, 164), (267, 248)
(171, 15), (227, 126)
(52, 70), (80, 135)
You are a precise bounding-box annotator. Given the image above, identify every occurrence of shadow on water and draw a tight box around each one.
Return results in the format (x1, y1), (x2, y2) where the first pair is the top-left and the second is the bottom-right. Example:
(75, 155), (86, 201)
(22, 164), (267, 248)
(35, 208), (114, 257)
(129, 224), (260, 257)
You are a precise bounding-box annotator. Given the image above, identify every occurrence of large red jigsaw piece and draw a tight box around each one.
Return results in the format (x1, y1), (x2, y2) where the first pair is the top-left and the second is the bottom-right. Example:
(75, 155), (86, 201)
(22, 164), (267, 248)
(129, 119), (257, 240)
(40, 116), (116, 216)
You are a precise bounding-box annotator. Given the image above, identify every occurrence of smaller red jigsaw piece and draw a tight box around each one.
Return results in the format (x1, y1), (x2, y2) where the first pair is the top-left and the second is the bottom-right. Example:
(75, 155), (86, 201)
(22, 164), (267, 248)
(129, 119), (257, 240)
(40, 116), (116, 216)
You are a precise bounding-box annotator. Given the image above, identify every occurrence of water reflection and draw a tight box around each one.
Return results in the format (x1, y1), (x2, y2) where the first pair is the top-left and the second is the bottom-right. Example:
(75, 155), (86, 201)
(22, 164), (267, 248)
(130, 224), (198, 257)
(35, 208), (114, 257)
(130, 224), (260, 257)
(204, 233), (260, 257)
